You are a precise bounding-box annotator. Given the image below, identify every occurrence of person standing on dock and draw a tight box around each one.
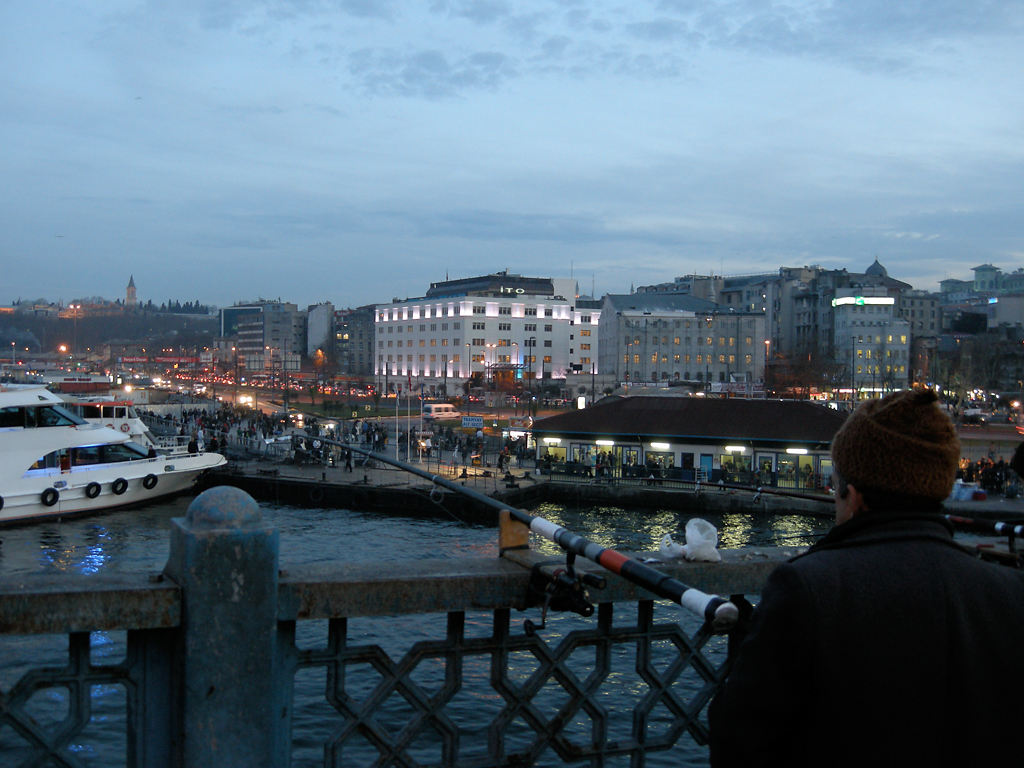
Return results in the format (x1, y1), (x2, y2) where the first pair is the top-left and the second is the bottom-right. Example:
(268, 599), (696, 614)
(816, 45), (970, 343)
(709, 388), (1024, 766)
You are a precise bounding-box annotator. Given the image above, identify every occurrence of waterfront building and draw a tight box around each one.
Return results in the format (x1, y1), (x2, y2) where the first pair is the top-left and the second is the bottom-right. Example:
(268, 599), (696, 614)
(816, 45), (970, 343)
(373, 271), (600, 395)
(334, 304), (375, 378)
(832, 287), (911, 397)
(306, 302), (334, 358)
(598, 294), (768, 391)
(220, 301), (305, 375)
(532, 394), (846, 489)
(897, 289), (941, 384)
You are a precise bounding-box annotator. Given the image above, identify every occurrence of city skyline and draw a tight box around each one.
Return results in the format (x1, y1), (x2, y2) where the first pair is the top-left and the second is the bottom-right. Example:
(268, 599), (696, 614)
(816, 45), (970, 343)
(1, 254), (1001, 311)
(2, 2), (1022, 308)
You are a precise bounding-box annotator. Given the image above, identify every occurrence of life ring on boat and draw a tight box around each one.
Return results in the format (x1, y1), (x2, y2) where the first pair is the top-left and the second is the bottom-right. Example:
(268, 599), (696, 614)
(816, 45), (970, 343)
(41, 487), (59, 507)
(112, 478), (129, 495)
(121, 424), (131, 433)
(308, 485), (324, 504)
(85, 482), (102, 499)
(142, 473), (159, 490)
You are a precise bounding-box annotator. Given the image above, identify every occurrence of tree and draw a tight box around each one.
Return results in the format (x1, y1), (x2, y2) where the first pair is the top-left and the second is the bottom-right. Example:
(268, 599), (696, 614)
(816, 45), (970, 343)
(462, 371), (483, 395)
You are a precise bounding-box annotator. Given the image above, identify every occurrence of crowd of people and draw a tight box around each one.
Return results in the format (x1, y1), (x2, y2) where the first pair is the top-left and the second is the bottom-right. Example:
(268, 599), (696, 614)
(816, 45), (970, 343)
(958, 456), (1020, 496)
(139, 405), (538, 474)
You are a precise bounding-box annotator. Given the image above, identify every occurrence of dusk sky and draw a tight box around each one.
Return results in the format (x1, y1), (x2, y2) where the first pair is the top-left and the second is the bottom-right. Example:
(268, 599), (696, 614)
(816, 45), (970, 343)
(2, 1), (1022, 309)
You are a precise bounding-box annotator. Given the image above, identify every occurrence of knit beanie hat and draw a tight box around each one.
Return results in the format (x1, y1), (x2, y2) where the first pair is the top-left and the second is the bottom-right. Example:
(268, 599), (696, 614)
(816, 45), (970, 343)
(831, 388), (959, 501)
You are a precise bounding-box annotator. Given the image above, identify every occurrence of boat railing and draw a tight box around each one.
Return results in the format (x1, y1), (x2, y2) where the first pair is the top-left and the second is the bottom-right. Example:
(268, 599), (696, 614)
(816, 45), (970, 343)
(0, 486), (789, 767)
(155, 433), (192, 453)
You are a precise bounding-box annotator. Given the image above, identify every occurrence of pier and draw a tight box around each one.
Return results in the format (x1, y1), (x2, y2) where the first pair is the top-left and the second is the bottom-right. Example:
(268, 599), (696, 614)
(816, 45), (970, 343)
(202, 451), (839, 521)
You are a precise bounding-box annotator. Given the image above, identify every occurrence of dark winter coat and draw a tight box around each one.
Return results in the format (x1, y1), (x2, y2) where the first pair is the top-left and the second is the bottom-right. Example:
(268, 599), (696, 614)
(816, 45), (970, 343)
(709, 510), (1024, 767)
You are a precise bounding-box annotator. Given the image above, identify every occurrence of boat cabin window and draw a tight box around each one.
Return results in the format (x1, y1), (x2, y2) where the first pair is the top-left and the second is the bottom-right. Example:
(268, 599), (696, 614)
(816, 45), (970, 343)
(0, 406), (24, 429)
(29, 442), (150, 472)
(71, 445), (103, 465)
(76, 404), (133, 419)
(1, 404), (85, 429)
(30, 450), (65, 470)
(33, 405), (85, 427)
(104, 442), (149, 462)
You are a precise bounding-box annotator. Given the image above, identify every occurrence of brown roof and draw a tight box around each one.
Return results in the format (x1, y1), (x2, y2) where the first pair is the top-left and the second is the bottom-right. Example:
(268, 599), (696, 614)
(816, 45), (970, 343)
(532, 396), (848, 447)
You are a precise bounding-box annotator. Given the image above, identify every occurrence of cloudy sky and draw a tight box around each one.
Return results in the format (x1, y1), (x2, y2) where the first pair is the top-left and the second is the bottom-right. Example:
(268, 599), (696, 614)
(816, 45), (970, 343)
(2, 1), (1022, 309)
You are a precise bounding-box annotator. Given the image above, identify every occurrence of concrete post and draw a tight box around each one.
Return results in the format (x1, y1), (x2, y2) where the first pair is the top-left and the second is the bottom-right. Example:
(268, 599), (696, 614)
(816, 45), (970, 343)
(164, 486), (285, 768)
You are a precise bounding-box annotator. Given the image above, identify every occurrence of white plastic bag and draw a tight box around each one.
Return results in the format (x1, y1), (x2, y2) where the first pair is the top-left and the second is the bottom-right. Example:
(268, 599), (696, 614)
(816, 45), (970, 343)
(658, 518), (722, 563)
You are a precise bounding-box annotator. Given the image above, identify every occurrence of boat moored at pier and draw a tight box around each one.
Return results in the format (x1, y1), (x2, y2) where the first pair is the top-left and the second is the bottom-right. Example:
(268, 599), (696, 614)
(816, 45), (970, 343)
(60, 393), (191, 454)
(0, 384), (225, 525)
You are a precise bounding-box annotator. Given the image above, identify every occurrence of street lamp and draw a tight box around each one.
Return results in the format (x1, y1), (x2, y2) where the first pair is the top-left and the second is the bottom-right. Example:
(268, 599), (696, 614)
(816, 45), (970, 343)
(511, 342), (519, 416)
(68, 303), (81, 364)
(464, 342), (472, 411)
(525, 337), (536, 419)
(232, 346), (239, 405)
(850, 336), (856, 405)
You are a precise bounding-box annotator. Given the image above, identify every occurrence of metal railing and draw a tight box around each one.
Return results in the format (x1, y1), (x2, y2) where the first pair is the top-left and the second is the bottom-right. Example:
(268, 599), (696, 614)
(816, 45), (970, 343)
(0, 487), (788, 767)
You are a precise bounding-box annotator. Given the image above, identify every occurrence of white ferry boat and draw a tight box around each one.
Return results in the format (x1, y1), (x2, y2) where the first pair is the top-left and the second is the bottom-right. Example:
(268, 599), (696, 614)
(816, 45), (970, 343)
(0, 384), (225, 525)
(61, 394), (192, 454)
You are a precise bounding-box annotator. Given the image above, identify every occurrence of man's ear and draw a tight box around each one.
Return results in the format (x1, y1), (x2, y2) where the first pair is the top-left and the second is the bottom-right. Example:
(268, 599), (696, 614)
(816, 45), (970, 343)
(845, 484), (868, 517)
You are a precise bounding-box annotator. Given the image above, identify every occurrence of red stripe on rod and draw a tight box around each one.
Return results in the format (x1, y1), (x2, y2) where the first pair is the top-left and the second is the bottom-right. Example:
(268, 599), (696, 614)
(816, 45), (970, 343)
(597, 548), (630, 574)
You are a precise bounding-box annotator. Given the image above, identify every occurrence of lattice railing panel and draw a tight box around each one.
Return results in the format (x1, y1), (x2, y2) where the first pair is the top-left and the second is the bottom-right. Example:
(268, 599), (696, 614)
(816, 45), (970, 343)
(0, 631), (135, 768)
(284, 601), (727, 768)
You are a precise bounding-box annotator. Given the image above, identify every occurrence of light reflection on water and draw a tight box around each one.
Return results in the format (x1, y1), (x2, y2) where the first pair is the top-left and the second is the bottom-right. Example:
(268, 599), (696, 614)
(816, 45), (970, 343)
(0, 495), (832, 767)
(529, 503), (831, 556)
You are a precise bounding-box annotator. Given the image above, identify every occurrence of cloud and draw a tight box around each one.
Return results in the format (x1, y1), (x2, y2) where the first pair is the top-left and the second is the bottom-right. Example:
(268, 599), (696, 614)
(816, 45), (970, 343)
(347, 48), (517, 98)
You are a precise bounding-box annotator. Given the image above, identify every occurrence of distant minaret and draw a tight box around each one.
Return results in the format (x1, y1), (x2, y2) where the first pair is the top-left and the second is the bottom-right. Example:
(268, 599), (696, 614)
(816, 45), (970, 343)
(126, 274), (138, 306)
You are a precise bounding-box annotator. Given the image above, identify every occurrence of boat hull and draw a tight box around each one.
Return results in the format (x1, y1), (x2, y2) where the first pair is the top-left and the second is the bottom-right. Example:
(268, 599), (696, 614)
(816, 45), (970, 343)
(0, 454), (226, 526)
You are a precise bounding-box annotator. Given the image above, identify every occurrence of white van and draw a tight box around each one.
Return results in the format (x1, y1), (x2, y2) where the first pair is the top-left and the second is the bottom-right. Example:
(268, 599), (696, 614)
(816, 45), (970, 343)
(423, 403), (462, 421)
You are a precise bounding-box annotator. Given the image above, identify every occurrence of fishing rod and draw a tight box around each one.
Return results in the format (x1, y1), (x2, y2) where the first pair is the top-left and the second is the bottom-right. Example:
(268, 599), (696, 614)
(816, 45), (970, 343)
(320, 436), (739, 632)
(945, 514), (1024, 538)
(945, 514), (1024, 566)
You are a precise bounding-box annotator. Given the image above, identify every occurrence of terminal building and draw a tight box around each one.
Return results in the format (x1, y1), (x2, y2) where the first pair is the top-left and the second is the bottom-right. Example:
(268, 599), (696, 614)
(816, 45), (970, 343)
(373, 272), (601, 395)
(532, 395), (846, 489)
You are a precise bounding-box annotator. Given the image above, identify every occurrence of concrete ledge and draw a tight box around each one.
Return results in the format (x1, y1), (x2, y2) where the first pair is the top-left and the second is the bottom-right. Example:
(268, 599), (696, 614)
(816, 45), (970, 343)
(0, 575), (180, 634)
(275, 547), (796, 621)
(1, 549), (795, 634)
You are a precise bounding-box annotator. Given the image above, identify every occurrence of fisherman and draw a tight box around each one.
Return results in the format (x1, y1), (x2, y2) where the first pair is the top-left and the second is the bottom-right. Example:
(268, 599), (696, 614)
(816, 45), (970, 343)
(709, 388), (1024, 766)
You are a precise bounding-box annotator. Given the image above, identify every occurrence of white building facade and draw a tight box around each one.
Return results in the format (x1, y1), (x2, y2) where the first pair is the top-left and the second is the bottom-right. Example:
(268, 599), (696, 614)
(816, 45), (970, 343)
(374, 273), (600, 394)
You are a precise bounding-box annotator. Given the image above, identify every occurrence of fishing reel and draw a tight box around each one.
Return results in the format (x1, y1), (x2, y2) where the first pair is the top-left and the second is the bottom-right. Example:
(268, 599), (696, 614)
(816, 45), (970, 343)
(523, 552), (606, 636)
